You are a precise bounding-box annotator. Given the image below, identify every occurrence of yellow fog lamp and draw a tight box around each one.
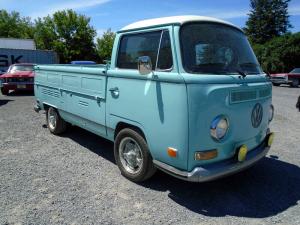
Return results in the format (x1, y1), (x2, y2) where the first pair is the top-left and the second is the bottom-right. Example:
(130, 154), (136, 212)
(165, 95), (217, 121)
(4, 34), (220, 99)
(195, 149), (218, 160)
(267, 133), (275, 147)
(238, 145), (248, 162)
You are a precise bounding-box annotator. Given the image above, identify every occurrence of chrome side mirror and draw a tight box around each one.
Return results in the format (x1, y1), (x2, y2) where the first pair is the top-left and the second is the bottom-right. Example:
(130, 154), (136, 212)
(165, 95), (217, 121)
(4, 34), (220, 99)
(138, 56), (152, 75)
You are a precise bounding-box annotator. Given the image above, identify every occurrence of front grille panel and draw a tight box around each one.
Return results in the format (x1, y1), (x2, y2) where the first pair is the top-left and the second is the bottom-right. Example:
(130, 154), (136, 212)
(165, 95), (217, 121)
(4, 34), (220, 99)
(6, 77), (33, 82)
(271, 77), (286, 80)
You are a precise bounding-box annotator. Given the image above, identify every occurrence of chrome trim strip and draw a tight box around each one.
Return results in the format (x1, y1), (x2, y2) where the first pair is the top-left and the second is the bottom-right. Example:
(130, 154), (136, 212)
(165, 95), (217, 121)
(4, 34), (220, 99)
(36, 83), (105, 100)
(155, 31), (164, 70)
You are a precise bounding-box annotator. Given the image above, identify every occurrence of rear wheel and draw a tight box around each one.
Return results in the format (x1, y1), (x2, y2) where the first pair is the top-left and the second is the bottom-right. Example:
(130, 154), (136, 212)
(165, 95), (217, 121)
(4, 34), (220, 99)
(1, 88), (9, 95)
(46, 107), (67, 134)
(291, 79), (299, 87)
(114, 128), (156, 182)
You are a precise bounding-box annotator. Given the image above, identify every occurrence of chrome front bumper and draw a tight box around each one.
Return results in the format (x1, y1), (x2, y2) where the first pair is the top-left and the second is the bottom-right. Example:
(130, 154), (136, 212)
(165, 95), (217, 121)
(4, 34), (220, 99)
(270, 78), (289, 84)
(153, 138), (270, 182)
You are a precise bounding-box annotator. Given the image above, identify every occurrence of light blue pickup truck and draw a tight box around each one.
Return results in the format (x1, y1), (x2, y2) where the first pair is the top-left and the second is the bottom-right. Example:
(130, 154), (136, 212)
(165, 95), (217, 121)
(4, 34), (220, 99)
(34, 16), (274, 182)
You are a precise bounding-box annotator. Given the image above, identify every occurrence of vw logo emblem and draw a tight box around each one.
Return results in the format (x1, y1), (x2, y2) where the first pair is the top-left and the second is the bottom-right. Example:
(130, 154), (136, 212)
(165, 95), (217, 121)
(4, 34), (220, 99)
(251, 103), (263, 128)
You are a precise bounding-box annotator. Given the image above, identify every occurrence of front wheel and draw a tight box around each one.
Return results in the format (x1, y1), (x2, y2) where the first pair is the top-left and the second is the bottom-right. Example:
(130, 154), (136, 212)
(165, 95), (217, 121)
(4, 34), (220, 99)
(1, 88), (9, 95)
(291, 79), (299, 87)
(46, 107), (67, 134)
(272, 83), (280, 87)
(114, 128), (156, 182)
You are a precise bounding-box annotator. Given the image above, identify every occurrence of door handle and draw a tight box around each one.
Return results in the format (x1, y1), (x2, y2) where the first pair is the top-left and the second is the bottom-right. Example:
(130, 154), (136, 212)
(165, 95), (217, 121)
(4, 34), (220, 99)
(109, 87), (119, 92)
(109, 87), (119, 97)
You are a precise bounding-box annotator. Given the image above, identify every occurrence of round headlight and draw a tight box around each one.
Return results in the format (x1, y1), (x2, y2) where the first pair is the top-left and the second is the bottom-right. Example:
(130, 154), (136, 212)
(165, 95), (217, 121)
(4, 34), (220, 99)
(210, 115), (229, 141)
(269, 104), (274, 122)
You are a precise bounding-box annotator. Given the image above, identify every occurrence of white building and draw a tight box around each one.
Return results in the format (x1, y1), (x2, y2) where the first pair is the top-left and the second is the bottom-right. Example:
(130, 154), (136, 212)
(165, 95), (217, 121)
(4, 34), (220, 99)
(0, 38), (36, 50)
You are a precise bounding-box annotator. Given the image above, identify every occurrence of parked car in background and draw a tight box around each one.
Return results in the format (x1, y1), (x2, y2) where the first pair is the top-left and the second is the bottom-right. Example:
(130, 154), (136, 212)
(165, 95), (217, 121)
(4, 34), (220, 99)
(270, 68), (300, 87)
(0, 63), (35, 95)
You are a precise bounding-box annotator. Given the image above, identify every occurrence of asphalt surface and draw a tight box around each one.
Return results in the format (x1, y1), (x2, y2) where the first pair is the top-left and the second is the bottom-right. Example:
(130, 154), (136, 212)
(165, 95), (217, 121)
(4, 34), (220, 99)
(0, 85), (299, 225)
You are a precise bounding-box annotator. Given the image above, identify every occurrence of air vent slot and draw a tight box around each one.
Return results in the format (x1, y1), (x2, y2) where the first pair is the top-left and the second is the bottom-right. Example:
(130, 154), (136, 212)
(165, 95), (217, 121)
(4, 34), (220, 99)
(231, 90), (257, 103)
(41, 88), (60, 98)
(259, 88), (271, 98)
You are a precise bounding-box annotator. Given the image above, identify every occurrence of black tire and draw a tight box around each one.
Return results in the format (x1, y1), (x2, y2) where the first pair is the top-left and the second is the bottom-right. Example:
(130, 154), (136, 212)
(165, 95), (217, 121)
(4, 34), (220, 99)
(291, 79), (299, 87)
(272, 83), (280, 86)
(46, 107), (67, 135)
(1, 88), (9, 95)
(114, 128), (156, 182)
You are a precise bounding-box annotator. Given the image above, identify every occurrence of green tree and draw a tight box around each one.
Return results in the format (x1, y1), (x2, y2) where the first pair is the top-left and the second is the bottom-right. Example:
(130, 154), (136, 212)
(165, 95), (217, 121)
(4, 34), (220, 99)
(253, 32), (300, 73)
(34, 10), (97, 63)
(96, 29), (116, 62)
(0, 10), (34, 38)
(245, 0), (292, 44)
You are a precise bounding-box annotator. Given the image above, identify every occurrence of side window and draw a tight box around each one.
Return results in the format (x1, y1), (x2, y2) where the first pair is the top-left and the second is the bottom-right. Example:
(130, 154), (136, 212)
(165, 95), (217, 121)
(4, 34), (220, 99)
(117, 31), (161, 70)
(117, 30), (173, 71)
(156, 30), (173, 70)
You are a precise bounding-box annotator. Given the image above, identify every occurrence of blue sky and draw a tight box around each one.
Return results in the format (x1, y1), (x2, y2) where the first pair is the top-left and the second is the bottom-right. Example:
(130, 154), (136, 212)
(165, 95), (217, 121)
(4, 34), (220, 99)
(1, 0), (300, 37)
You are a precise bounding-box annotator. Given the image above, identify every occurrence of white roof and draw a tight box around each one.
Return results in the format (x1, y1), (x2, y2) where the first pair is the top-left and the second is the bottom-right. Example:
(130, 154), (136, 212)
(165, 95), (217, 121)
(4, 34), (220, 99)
(120, 15), (240, 32)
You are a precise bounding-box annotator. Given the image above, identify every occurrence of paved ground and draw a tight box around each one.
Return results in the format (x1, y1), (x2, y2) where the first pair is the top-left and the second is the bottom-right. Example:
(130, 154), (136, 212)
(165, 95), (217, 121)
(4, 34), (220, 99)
(0, 85), (299, 225)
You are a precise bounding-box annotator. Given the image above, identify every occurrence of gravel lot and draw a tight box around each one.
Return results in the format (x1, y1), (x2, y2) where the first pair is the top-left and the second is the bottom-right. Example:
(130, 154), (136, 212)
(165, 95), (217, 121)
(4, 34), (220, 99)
(0, 86), (300, 225)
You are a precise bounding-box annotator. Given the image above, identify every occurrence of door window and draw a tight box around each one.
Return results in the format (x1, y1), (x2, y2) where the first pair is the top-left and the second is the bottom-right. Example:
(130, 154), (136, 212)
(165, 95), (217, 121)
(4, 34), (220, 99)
(117, 30), (173, 71)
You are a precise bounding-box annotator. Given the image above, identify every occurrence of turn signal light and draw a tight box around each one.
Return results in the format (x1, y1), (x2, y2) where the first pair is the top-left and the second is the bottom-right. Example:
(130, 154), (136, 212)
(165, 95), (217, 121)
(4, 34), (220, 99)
(167, 147), (177, 158)
(195, 150), (218, 160)
(267, 133), (275, 147)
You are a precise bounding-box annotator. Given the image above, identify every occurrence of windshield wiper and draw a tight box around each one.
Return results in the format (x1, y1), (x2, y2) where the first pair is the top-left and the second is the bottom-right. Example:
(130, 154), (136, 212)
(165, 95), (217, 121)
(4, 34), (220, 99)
(236, 68), (247, 78)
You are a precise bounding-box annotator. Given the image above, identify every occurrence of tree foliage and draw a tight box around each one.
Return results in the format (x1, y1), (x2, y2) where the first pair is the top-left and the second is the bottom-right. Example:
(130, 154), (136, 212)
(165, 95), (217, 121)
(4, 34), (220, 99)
(0, 10), (34, 39)
(245, 0), (291, 44)
(96, 29), (116, 62)
(34, 10), (97, 63)
(253, 32), (300, 73)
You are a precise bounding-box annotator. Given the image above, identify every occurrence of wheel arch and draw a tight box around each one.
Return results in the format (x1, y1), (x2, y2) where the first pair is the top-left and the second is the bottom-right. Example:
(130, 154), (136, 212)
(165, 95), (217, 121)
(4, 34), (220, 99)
(43, 103), (57, 111)
(114, 122), (147, 142)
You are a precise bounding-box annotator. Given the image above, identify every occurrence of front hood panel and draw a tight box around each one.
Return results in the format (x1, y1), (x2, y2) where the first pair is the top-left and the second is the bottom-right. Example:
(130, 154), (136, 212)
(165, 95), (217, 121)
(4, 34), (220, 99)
(186, 80), (272, 171)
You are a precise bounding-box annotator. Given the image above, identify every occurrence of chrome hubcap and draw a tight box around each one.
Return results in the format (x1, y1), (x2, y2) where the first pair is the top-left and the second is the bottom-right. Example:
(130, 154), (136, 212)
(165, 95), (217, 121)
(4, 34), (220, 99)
(48, 109), (57, 130)
(119, 137), (143, 174)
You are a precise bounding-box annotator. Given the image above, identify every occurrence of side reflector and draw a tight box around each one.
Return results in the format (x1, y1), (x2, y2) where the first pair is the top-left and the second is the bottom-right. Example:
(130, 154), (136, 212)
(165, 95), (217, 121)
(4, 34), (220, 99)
(167, 147), (177, 158)
(238, 145), (248, 162)
(195, 150), (218, 160)
(267, 133), (275, 147)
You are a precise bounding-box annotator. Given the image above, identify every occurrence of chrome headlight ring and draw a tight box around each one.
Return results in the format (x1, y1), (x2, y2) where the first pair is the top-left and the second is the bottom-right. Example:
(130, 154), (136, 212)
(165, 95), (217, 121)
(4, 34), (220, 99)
(210, 115), (229, 141)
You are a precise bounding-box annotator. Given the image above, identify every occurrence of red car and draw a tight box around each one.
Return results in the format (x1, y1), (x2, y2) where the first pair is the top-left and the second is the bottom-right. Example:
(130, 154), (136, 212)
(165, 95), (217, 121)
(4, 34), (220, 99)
(0, 63), (35, 95)
(270, 68), (300, 87)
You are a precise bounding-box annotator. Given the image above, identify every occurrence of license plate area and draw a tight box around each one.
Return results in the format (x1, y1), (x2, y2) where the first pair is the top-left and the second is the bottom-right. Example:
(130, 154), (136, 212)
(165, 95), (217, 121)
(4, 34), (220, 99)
(17, 84), (26, 89)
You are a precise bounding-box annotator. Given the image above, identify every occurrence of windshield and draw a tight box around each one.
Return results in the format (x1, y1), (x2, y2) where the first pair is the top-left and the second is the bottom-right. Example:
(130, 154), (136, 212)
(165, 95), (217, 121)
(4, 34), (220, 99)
(180, 23), (262, 75)
(290, 68), (300, 73)
(8, 65), (34, 73)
